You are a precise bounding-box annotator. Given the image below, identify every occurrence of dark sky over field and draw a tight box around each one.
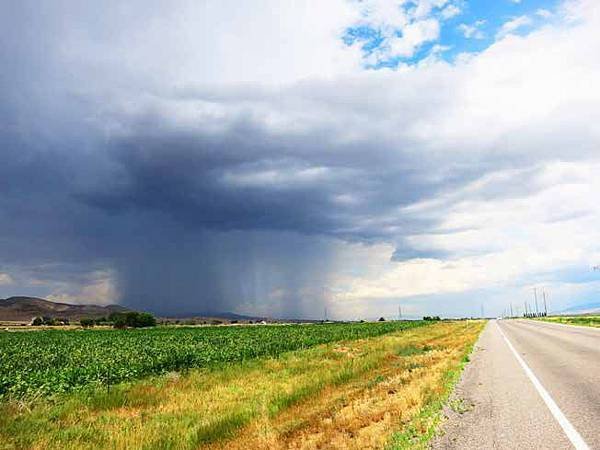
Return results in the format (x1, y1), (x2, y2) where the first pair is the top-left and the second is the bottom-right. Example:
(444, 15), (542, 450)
(1, 0), (600, 318)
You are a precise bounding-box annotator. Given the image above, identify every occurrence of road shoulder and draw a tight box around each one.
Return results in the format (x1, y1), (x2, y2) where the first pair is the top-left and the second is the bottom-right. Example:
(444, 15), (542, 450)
(431, 321), (570, 450)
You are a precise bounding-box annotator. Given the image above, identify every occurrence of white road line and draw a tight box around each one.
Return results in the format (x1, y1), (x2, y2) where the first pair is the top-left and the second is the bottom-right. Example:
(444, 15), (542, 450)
(496, 321), (590, 450)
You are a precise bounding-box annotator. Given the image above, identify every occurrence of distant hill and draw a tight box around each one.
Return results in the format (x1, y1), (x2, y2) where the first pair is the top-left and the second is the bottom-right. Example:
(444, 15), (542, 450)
(0, 296), (131, 322)
(165, 310), (267, 321)
(163, 311), (326, 324)
(560, 301), (600, 315)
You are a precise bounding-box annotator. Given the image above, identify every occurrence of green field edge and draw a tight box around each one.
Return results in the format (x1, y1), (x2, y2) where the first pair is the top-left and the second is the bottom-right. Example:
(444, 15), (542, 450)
(385, 320), (487, 450)
(533, 316), (600, 328)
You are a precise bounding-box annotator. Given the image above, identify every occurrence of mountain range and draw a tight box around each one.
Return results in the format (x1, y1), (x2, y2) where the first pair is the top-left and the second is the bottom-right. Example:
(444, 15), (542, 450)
(0, 296), (130, 322)
(560, 301), (600, 315)
(0, 296), (272, 323)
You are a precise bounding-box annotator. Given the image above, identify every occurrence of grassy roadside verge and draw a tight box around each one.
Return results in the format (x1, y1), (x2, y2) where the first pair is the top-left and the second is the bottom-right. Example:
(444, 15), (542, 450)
(0, 321), (484, 450)
(385, 322), (483, 449)
(535, 315), (600, 328)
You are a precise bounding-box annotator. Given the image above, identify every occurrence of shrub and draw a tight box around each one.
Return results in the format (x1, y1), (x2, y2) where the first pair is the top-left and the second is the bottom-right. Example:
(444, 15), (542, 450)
(135, 312), (157, 328)
(111, 312), (157, 329)
(80, 318), (95, 328)
(32, 316), (69, 326)
(423, 316), (441, 321)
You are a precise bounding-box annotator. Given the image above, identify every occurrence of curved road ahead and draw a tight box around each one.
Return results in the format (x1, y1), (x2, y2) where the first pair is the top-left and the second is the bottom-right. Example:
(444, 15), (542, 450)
(434, 319), (600, 449)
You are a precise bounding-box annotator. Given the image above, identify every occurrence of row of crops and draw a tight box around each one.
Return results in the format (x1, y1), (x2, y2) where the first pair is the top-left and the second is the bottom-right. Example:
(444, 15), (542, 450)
(0, 320), (427, 400)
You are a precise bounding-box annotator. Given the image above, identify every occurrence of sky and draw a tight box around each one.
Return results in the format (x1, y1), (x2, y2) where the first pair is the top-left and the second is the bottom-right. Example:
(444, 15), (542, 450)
(1, 0), (600, 319)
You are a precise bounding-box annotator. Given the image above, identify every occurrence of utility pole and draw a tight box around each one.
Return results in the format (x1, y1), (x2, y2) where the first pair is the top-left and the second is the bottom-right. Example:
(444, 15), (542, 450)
(324, 307), (328, 322)
(533, 287), (539, 316)
(543, 289), (548, 316)
(398, 305), (402, 321)
(510, 303), (513, 318)
(524, 301), (528, 317)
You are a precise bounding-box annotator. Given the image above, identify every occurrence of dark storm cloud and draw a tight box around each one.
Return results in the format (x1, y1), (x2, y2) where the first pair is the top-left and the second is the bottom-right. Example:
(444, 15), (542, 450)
(76, 126), (435, 239)
(0, 91), (452, 316)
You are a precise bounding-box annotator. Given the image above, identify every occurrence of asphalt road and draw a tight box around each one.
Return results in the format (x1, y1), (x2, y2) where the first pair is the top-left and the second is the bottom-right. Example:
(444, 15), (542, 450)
(433, 319), (600, 449)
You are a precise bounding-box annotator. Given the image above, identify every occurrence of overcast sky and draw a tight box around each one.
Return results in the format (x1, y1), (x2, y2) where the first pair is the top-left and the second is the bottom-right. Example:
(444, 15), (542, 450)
(1, 0), (600, 319)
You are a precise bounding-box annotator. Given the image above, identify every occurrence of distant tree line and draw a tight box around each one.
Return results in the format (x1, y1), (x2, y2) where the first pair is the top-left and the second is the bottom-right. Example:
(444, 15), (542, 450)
(423, 316), (441, 321)
(81, 311), (157, 328)
(158, 318), (231, 326)
(110, 311), (156, 328)
(31, 316), (70, 326)
(523, 311), (547, 318)
(32, 312), (157, 329)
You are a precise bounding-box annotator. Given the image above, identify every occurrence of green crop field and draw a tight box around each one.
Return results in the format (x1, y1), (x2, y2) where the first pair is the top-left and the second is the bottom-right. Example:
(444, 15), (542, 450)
(0, 321), (428, 401)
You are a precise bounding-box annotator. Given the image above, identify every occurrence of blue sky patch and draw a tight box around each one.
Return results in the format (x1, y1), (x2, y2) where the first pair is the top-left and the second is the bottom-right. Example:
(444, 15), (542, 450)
(343, 0), (560, 68)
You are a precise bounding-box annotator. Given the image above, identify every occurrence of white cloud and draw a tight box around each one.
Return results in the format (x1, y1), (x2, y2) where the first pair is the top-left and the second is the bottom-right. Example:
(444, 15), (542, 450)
(58, 0), (363, 87)
(429, 44), (451, 55)
(441, 4), (462, 19)
(536, 8), (553, 18)
(46, 271), (117, 305)
(330, 161), (600, 310)
(458, 20), (486, 39)
(497, 15), (533, 38)
(390, 18), (441, 57)
(221, 166), (333, 189)
(413, 0), (452, 19)
(0, 273), (13, 285)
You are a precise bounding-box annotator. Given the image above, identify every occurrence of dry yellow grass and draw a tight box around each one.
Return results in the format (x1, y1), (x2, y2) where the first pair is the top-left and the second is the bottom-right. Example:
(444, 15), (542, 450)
(0, 320), (483, 450)
(209, 321), (483, 450)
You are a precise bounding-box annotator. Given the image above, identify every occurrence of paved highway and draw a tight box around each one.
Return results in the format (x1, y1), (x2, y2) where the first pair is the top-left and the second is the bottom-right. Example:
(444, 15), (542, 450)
(433, 319), (600, 449)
